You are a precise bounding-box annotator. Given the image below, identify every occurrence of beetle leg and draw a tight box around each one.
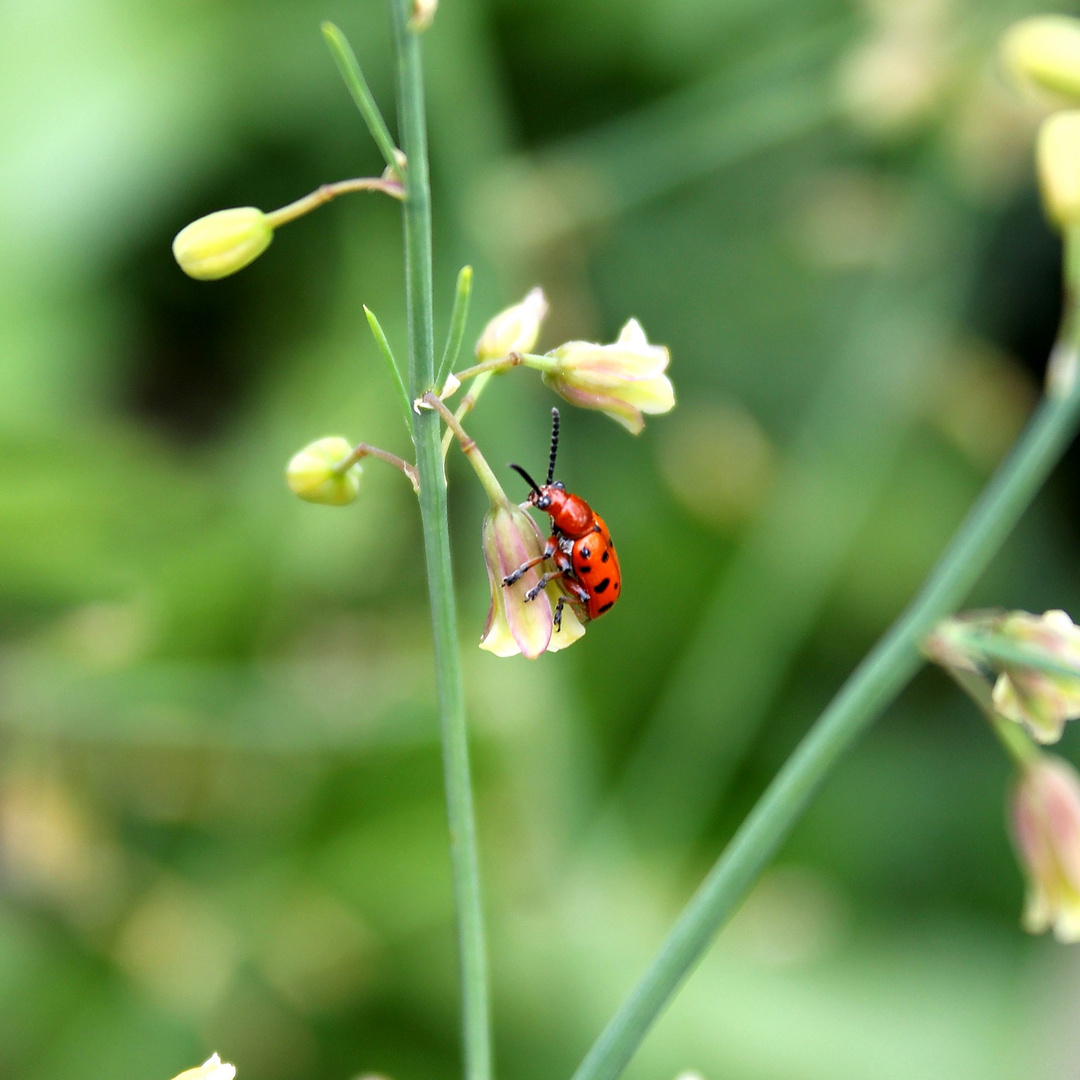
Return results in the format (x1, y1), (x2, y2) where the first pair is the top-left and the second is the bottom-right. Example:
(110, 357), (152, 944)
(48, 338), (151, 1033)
(553, 597), (565, 631)
(524, 570), (564, 603)
(502, 538), (556, 586)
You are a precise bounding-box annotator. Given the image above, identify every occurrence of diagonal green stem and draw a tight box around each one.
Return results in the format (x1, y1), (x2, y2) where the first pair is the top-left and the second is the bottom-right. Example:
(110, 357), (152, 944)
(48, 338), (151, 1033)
(389, 6), (491, 1080)
(570, 313), (1080, 1080)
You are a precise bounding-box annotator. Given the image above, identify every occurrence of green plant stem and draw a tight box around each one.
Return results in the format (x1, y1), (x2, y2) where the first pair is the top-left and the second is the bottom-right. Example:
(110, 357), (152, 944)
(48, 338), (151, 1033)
(449, 352), (553, 385)
(264, 176), (403, 230)
(942, 666), (1038, 768)
(424, 391), (506, 504)
(389, 7), (491, 1080)
(323, 22), (403, 176)
(333, 441), (418, 491)
(443, 371), (494, 459)
(570, 315), (1080, 1080)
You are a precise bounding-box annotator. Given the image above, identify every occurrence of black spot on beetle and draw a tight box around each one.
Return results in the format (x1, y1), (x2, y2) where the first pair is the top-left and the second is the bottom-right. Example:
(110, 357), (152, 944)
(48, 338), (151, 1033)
(598, 601), (614, 613)
(595, 577), (611, 594)
(581, 547), (591, 558)
(614, 581), (619, 590)
(578, 564), (591, 574)
(601, 550), (609, 563)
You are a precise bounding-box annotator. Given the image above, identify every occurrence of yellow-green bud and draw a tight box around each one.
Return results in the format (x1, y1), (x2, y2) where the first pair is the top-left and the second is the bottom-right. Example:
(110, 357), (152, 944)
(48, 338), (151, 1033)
(169, 1055), (236, 1080)
(475, 287), (548, 361)
(285, 437), (361, 506)
(172, 207), (273, 280)
(1002, 16), (1080, 102)
(1037, 111), (1080, 229)
(409, 0), (437, 31)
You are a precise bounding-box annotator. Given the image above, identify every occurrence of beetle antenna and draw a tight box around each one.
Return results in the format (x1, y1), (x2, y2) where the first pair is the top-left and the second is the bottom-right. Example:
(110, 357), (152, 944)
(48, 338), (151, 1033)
(547, 408), (560, 485)
(508, 463), (542, 496)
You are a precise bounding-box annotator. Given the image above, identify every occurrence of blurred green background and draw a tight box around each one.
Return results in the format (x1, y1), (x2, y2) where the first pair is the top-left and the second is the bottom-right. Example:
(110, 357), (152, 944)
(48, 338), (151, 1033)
(3, 0), (1080, 1078)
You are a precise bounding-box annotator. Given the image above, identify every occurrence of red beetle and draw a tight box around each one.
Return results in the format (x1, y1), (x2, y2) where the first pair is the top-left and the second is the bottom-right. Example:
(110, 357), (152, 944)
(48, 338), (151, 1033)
(503, 409), (622, 630)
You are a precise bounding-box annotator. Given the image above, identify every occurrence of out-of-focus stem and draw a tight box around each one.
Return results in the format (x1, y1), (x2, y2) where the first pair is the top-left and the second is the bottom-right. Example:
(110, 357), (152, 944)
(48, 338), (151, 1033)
(570, 293), (1080, 1080)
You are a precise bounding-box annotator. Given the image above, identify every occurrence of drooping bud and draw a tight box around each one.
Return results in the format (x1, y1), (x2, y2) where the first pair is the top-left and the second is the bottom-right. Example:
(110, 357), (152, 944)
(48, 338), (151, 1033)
(172, 207), (274, 280)
(480, 503), (555, 659)
(168, 1054), (237, 1080)
(1001, 16), (1080, 103)
(285, 437), (361, 506)
(542, 318), (674, 434)
(925, 609), (1080, 745)
(1037, 111), (1080, 230)
(475, 287), (548, 361)
(1010, 755), (1080, 942)
(991, 610), (1080, 744)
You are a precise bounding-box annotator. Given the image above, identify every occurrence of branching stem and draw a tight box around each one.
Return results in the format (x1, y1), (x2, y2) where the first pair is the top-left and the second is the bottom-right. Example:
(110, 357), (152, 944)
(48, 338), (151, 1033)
(334, 442), (419, 491)
(265, 177), (403, 229)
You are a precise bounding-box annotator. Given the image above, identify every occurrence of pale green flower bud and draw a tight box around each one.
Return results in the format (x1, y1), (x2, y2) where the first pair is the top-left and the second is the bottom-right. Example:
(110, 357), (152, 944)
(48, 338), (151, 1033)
(543, 318), (674, 434)
(169, 1055), (236, 1080)
(992, 609), (1080, 744)
(1038, 111), (1080, 230)
(172, 207), (273, 280)
(1011, 755), (1080, 942)
(475, 287), (548, 361)
(1002, 15), (1080, 102)
(926, 608), (1080, 744)
(285, 437), (361, 506)
(409, 0), (437, 31)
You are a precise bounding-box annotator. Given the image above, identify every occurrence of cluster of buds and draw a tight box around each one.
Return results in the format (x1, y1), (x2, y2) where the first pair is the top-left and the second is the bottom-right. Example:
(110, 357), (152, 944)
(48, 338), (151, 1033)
(450, 288), (674, 434)
(171, 33), (673, 662)
(927, 607), (1080, 941)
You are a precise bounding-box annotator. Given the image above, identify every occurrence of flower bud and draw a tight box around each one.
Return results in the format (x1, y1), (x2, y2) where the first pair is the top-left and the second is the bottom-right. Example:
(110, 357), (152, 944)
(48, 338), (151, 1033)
(480, 502), (554, 659)
(169, 1055), (236, 1080)
(409, 0), (437, 31)
(173, 207), (273, 280)
(475, 287), (548, 361)
(1037, 111), (1080, 230)
(1010, 755), (1080, 942)
(1002, 16), (1080, 102)
(991, 609), (1080, 744)
(543, 318), (674, 434)
(285, 437), (361, 506)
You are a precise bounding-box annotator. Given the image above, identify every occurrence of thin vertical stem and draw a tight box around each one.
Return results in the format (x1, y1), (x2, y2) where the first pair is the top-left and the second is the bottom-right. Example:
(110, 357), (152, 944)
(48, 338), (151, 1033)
(389, 7), (492, 1080)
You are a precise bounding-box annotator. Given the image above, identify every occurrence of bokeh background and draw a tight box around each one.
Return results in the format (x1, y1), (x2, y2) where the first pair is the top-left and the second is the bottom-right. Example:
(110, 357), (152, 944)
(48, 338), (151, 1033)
(3, 0), (1080, 1078)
